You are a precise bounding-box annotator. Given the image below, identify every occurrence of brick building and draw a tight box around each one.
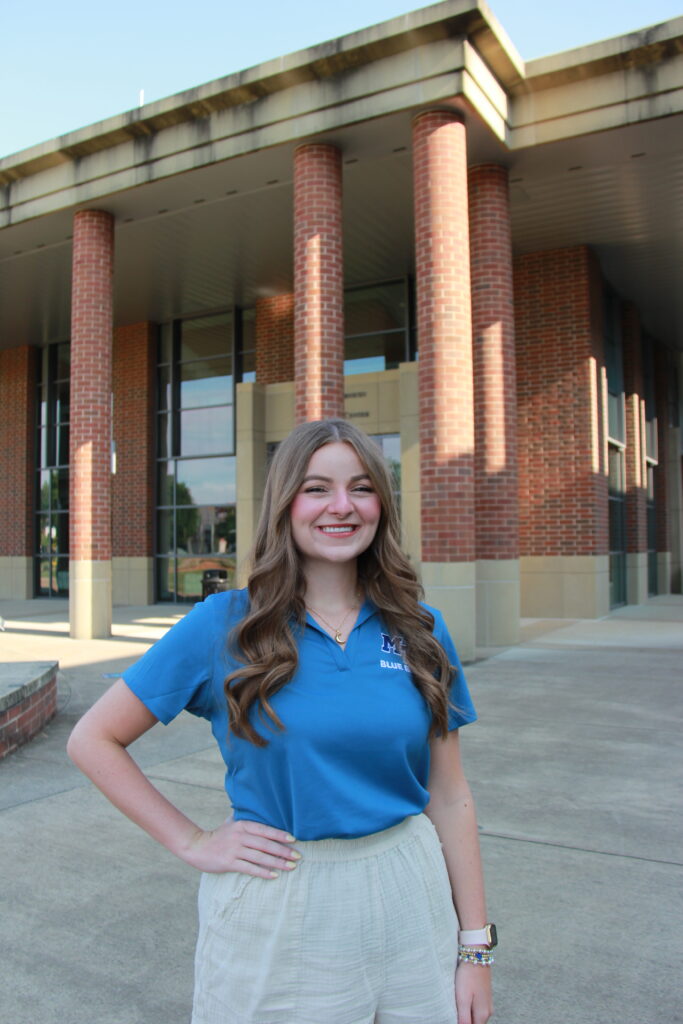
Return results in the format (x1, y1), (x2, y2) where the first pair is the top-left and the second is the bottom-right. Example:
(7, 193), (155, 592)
(1, 1), (681, 659)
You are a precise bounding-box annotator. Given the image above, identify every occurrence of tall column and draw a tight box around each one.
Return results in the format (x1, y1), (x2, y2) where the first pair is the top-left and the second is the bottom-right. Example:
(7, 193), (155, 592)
(112, 322), (155, 606)
(469, 164), (519, 646)
(293, 144), (344, 423)
(413, 111), (475, 661)
(622, 303), (648, 604)
(69, 209), (114, 638)
(0, 346), (36, 598)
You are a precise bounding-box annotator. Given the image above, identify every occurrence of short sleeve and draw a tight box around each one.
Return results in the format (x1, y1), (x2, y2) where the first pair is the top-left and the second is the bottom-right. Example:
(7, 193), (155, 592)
(429, 607), (478, 730)
(122, 596), (221, 724)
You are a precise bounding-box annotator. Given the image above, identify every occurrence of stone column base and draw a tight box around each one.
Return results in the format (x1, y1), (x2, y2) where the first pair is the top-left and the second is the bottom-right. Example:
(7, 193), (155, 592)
(657, 552), (672, 596)
(236, 382), (267, 585)
(520, 555), (609, 619)
(0, 557), (33, 599)
(112, 557), (153, 606)
(421, 561), (475, 663)
(476, 559), (520, 646)
(70, 560), (112, 638)
(626, 552), (648, 606)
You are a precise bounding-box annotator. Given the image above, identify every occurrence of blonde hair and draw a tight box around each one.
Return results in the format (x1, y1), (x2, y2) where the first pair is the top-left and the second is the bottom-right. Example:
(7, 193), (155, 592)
(225, 419), (453, 745)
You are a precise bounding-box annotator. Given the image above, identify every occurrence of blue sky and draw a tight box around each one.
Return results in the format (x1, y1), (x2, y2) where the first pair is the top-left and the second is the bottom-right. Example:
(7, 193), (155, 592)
(2, 0), (681, 159)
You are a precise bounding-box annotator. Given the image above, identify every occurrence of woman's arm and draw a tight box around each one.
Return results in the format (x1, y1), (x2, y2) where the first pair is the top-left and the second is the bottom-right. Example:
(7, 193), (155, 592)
(67, 679), (299, 876)
(425, 729), (493, 1024)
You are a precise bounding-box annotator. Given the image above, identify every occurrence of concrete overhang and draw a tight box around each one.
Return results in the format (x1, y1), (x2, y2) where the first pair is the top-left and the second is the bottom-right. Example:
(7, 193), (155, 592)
(0, 1), (681, 350)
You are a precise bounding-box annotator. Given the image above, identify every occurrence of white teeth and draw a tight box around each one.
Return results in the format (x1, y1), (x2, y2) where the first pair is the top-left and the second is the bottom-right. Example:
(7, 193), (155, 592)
(320, 526), (356, 534)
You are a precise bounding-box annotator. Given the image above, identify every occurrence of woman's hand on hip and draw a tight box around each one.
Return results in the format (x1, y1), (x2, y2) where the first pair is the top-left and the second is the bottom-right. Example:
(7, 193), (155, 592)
(181, 818), (301, 876)
(455, 961), (493, 1024)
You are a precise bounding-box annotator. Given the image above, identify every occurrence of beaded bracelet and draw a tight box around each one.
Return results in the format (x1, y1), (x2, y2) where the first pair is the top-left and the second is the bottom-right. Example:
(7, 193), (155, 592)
(458, 947), (495, 966)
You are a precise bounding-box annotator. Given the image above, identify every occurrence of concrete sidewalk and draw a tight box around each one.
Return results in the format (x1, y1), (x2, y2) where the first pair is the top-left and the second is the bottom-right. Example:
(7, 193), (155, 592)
(1, 596), (682, 1024)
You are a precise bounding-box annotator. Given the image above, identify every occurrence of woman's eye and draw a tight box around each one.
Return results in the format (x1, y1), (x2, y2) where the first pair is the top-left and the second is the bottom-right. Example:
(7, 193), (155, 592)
(353, 485), (374, 493)
(304, 486), (326, 494)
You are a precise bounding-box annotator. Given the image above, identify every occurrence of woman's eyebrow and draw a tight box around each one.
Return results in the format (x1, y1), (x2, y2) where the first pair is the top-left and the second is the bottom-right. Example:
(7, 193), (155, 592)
(300, 473), (371, 483)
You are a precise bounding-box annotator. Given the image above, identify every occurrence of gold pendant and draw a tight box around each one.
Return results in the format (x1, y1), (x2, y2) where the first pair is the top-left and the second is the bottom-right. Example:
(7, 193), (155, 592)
(334, 630), (344, 644)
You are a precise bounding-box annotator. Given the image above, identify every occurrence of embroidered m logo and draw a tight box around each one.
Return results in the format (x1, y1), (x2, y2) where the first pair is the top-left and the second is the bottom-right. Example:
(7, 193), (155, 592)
(380, 633), (406, 656)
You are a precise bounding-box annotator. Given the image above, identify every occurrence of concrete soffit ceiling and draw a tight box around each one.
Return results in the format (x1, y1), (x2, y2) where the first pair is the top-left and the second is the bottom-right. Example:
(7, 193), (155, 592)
(0, 2), (682, 349)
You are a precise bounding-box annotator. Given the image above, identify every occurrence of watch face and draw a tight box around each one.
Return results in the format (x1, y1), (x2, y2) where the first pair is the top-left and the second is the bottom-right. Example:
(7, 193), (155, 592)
(487, 923), (498, 948)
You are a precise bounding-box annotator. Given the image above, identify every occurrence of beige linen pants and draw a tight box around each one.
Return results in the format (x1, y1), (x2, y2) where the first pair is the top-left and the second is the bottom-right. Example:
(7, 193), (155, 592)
(191, 812), (459, 1024)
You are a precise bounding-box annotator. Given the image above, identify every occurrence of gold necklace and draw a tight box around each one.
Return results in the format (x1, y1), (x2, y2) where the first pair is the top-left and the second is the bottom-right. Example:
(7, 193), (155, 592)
(306, 602), (359, 645)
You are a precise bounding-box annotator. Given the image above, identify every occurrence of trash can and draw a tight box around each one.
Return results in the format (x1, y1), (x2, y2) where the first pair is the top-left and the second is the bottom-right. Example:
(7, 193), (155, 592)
(201, 568), (230, 600)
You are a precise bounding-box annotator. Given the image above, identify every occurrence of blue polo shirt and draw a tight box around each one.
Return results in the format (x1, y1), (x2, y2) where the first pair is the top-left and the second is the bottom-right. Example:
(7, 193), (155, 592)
(122, 589), (476, 840)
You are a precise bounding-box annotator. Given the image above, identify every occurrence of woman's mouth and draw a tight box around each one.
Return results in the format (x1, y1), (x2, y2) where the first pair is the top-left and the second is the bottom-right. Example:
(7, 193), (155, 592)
(317, 524), (358, 536)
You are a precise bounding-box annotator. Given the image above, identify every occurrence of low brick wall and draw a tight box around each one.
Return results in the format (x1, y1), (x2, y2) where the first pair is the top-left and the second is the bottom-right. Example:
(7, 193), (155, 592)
(0, 662), (58, 759)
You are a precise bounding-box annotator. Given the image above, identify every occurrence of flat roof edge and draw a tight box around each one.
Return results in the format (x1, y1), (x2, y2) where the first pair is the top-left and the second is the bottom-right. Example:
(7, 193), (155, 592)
(0, 0), (523, 178)
(525, 16), (683, 84)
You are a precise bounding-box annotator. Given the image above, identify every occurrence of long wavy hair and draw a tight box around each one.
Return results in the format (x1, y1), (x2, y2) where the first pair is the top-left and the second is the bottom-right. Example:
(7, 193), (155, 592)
(224, 419), (454, 745)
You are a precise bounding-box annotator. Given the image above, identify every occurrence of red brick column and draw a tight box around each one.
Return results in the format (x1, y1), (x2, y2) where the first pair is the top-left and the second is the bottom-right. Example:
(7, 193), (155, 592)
(514, 247), (609, 617)
(469, 164), (519, 559)
(0, 346), (36, 597)
(622, 305), (648, 586)
(255, 294), (295, 385)
(414, 111), (474, 563)
(293, 144), (344, 422)
(69, 209), (114, 637)
(413, 111), (475, 655)
(112, 323), (155, 559)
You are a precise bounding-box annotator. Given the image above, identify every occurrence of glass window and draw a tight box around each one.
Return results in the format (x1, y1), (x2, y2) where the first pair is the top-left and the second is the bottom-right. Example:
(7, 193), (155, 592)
(603, 286), (625, 444)
(181, 313), (233, 361)
(176, 457), (235, 506)
(180, 357), (233, 408)
(343, 280), (412, 376)
(607, 444), (626, 607)
(156, 313), (237, 601)
(35, 342), (70, 597)
(179, 406), (234, 456)
(371, 434), (401, 514)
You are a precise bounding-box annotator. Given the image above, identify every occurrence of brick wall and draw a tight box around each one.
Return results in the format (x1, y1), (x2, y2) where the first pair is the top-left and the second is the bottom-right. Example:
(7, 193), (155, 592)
(69, 210), (114, 562)
(413, 111), (474, 563)
(0, 668), (57, 759)
(293, 144), (344, 422)
(514, 246), (609, 557)
(0, 346), (36, 557)
(469, 164), (519, 561)
(255, 294), (294, 384)
(112, 322), (155, 557)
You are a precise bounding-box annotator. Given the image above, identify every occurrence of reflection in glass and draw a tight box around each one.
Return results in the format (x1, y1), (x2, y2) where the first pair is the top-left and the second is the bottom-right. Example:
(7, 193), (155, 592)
(37, 513), (69, 554)
(156, 559), (175, 602)
(181, 357), (233, 408)
(181, 313), (233, 362)
(180, 406), (233, 456)
(54, 380), (70, 423)
(176, 557), (235, 601)
(156, 510), (174, 554)
(177, 506), (236, 555)
(55, 557), (69, 595)
(177, 457), (236, 506)
(55, 423), (69, 466)
(344, 331), (406, 375)
(38, 470), (69, 511)
(344, 282), (406, 336)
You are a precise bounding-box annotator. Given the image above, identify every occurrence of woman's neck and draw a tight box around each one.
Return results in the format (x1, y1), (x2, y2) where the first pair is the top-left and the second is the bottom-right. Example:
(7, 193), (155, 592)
(302, 561), (360, 615)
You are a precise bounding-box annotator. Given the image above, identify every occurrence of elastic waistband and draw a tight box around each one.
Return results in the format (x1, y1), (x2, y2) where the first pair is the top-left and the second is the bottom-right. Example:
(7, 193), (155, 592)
(293, 813), (433, 862)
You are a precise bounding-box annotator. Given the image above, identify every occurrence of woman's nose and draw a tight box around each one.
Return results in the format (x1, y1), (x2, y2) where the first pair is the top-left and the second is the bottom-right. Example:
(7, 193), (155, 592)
(326, 487), (353, 515)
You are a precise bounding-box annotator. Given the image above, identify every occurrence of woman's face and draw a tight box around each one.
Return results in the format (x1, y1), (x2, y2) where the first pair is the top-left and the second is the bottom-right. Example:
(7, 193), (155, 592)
(289, 442), (381, 569)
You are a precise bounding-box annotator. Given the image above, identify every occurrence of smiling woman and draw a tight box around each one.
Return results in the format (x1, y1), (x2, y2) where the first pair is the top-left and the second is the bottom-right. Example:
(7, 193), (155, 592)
(67, 418), (493, 1024)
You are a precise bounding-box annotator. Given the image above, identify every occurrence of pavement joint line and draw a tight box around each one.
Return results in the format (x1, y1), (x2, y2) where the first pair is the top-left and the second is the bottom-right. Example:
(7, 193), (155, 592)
(147, 773), (225, 793)
(479, 829), (683, 867)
